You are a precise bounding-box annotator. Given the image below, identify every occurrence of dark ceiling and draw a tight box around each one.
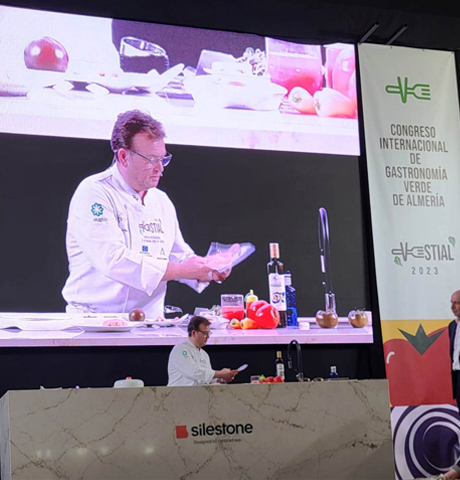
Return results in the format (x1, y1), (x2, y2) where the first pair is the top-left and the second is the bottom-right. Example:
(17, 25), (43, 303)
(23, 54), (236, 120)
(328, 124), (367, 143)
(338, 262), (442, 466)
(3, 0), (460, 50)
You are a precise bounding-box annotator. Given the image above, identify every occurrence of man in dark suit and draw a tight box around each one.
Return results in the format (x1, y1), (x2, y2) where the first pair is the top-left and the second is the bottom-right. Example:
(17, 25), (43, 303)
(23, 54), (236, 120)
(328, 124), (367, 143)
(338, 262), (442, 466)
(419, 294), (460, 480)
(449, 290), (460, 413)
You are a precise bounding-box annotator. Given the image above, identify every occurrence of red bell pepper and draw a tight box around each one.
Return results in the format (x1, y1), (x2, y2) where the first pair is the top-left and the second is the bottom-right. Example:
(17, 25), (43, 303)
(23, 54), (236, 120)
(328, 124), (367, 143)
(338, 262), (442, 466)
(247, 300), (269, 320)
(255, 304), (280, 329)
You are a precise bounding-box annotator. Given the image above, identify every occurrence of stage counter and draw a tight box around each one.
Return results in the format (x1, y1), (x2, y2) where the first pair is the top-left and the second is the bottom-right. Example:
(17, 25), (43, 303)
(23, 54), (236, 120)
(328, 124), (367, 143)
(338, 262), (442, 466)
(0, 379), (393, 479)
(0, 313), (373, 347)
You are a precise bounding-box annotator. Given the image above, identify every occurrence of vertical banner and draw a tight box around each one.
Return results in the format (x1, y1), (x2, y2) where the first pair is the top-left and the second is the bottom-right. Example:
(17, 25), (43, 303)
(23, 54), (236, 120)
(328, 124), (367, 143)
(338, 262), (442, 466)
(359, 44), (460, 479)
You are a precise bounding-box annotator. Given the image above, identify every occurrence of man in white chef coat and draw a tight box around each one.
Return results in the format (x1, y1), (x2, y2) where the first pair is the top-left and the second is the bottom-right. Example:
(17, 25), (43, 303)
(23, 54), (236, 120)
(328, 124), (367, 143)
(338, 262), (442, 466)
(168, 316), (235, 386)
(62, 110), (230, 316)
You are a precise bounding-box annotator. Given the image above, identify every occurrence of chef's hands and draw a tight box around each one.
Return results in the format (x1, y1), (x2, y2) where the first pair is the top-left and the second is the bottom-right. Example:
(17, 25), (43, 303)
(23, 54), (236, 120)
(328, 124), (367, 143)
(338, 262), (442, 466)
(163, 256), (212, 283)
(162, 255), (232, 283)
(206, 254), (232, 284)
(214, 368), (236, 384)
(186, 256), (231, 283)
(184, 256), (214, 282)
(211, 267), (232, 283)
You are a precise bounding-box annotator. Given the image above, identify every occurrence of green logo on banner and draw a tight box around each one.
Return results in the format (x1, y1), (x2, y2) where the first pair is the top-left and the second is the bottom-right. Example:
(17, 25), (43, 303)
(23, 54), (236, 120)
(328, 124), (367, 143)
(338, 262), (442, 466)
(385, 77), (431, 103)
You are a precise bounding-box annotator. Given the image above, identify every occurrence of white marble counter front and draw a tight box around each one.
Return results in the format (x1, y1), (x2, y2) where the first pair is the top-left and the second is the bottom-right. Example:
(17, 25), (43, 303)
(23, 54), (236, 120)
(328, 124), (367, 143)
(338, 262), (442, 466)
(0, 380), (393, 479)
(0, 313), (373, 347)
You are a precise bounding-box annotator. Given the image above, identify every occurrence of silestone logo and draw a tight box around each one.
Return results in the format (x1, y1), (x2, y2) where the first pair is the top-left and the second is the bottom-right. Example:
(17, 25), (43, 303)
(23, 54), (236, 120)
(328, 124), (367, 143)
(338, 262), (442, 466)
(385, 77), (431, 103)
(91, 203), (104, 217)
(175, 422), (254, 444)
(392, 237), (455, 266)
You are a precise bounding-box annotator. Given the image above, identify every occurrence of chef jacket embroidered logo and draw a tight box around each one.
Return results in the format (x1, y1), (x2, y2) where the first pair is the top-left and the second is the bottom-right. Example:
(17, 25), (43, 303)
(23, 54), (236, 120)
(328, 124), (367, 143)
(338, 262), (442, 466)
(139, 219), (164, 235)
(91, 203), (104, 217)
(182, 350), (187, 356)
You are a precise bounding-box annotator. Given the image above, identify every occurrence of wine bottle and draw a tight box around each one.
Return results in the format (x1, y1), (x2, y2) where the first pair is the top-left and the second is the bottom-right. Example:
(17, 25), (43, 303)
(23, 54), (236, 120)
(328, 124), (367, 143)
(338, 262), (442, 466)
(267, 243), (287, 328)
(275, 351), (285, 379)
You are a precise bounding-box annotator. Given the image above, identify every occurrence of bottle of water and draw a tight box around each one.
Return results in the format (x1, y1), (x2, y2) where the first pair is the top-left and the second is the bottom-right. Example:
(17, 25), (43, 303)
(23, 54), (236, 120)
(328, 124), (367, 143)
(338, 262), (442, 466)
(284, 271), (298, 327)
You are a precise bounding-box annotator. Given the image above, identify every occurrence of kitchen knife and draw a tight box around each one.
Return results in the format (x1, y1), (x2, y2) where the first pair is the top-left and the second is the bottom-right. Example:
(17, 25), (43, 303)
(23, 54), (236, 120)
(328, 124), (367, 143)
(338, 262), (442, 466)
(232, 364), (248, 374)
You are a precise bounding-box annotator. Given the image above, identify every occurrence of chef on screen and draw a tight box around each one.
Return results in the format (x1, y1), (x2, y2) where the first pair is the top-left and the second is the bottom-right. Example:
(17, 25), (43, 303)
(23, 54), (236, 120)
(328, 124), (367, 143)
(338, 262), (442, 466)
(62, 110), (231, 317)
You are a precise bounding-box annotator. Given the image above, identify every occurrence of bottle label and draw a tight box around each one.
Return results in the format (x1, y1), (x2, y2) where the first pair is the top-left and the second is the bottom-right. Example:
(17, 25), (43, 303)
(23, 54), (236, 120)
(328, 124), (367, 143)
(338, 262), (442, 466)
(269, 274), (287, 311)
(276, 363), (285, 379)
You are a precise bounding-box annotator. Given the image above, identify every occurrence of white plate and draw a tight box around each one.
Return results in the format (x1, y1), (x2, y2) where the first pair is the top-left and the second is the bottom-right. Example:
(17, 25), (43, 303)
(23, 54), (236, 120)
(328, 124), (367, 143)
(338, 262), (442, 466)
(0, 69), (65, 96)
(65, 63), (184, 93)
(73, 325), (136, 333)
(145, 318), (183, 327)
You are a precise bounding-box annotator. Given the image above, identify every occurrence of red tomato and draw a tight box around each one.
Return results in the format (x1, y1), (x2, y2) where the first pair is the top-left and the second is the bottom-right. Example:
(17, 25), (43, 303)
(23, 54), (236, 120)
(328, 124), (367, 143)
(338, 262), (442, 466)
(254, 304), (280, 329)
(24, 37), (69, 72)
(273, 375), (284, 383)
(247, 300), (269, 321)
(265, 376), (275, 383)
(129, 308), (146, 322)
(384, 327), (453, 406)
(332, 46), (355, 97)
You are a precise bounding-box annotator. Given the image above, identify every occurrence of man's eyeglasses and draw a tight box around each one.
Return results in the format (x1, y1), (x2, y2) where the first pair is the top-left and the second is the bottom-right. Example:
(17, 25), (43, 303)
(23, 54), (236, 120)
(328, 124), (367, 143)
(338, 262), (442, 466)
(128, 149), (172, 167)
(196, 329), (212, 337)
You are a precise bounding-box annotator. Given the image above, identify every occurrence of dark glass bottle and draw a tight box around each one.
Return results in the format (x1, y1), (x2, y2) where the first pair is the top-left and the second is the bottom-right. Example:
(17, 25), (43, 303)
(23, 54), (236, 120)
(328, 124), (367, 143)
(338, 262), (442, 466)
(267, 243), (287, 328)
(275, 351), (286, 379)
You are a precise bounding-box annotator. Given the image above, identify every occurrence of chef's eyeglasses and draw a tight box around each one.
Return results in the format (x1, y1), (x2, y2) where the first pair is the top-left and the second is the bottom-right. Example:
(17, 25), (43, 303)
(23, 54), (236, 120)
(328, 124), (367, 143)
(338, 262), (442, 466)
(196, 329), (212, 337)
(128, 148), (172, 167)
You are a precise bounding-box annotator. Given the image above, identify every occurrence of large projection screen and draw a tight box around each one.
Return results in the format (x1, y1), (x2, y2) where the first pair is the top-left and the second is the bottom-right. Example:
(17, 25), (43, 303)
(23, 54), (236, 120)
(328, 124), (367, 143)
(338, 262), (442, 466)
(0, 5), (371, 347)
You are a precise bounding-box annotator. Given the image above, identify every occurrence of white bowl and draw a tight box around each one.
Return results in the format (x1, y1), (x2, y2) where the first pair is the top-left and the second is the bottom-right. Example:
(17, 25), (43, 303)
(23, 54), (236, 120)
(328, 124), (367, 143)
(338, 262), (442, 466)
(113, 378), (144, 388)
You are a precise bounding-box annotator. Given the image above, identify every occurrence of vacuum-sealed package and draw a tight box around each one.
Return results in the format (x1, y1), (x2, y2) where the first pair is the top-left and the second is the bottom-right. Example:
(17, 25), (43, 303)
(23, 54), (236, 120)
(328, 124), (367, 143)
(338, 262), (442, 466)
(204, 242), (256, 272)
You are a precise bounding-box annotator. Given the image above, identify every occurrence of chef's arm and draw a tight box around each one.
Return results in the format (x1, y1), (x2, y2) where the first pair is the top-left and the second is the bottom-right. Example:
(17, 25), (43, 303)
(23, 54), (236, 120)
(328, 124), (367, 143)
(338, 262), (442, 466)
(165, 210), (214, 287)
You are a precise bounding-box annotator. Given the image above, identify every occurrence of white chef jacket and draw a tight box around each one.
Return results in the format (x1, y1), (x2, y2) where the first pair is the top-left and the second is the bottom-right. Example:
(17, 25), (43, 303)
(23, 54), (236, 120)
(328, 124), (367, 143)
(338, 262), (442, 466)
(168, 339), (215, 386)
(62, 163), (205, 317)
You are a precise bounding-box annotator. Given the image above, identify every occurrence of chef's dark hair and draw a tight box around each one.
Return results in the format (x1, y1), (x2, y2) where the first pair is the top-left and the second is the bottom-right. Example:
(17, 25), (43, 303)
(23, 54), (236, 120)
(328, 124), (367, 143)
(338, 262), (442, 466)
(110, 110), (166, 153)
(187, 316), (211, 336)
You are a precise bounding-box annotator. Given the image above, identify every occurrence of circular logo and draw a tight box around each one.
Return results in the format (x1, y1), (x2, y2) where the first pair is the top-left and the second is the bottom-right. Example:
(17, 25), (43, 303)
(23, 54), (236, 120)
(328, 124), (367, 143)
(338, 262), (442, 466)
(91, 203), (104, 217)
(182, 351), (187, 356)
(392, 404), (460, 479)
